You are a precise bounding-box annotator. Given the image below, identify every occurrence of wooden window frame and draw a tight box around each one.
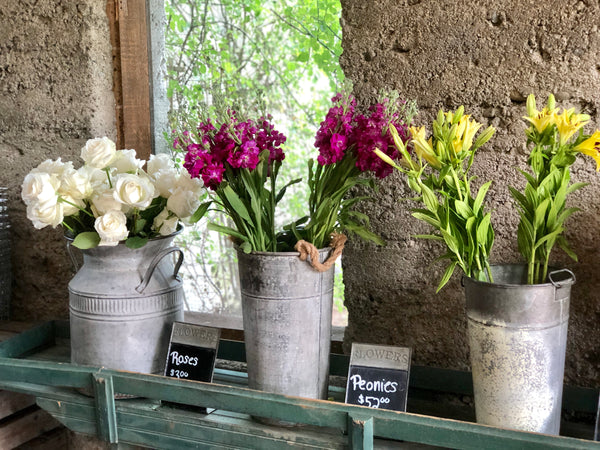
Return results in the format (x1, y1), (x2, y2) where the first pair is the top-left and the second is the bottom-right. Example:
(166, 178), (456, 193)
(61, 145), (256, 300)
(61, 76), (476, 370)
(107, 0), (153, 160)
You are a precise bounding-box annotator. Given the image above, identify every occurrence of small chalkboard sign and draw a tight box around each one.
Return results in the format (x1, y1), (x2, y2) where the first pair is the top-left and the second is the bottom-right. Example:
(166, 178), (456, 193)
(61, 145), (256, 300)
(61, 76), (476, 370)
(345, 343), (411, 412)
(164, 322), (220, 383)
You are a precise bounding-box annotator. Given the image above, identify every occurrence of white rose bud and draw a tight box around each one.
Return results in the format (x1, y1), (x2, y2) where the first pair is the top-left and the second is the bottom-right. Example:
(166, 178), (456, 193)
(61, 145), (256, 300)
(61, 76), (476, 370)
(81, 137), (117, 169)
(95, 210), (129, 246)
(167, 186), (200, 219)
(152, 207), (179, 236)
(147, 153), (175, 175)
(77, 165), (111, 191)
(113, 173), (155, 209)
(26, 199), (64, 229)
(21, 171), (60, 205)
(111, 149), (145, 173)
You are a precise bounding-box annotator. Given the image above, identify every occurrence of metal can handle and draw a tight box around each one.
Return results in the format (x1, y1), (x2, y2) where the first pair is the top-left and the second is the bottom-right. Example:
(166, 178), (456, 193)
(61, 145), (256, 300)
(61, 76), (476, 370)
(548, 268), (576, 287)
(136, 247), (184, 294)
(66, 240), (80, 272)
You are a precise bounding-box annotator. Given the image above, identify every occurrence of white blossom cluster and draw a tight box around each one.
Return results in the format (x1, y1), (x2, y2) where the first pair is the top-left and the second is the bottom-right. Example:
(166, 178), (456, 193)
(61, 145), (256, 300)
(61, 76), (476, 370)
(21, 137), (204, 247)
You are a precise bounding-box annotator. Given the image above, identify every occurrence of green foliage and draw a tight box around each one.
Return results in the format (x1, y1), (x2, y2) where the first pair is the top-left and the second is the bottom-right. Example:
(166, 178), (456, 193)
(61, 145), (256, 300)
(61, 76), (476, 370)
(511, 93), (598, 284)
(71, 231), (101, 250)
(382, 109), (496, 291)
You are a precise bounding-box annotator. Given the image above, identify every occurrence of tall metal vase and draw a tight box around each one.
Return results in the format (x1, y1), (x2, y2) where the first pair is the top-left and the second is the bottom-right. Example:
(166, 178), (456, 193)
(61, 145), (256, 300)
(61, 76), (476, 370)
(463, 264), (574, 435)
(68, 232), (184, 375)
(237, 248), (334, 405)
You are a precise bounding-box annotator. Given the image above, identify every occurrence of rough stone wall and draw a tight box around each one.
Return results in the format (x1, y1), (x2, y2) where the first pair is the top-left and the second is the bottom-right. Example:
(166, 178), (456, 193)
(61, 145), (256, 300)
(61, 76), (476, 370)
(0, 0), (115, 321)
(341, 0), (600, 386)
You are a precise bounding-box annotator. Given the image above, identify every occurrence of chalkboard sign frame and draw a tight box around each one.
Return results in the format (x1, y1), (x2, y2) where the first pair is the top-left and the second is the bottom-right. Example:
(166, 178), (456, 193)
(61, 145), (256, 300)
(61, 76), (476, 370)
(344, 343), (412, 413)
(163, 322), (221, 384)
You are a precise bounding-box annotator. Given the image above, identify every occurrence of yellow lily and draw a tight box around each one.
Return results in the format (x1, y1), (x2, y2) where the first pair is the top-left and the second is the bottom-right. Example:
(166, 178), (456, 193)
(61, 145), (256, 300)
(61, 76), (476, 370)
(554, 108), (589, 145)
(574, 130), (600, 171)
(410, 126), (441, 169)
(523, 106), (557, 134)
(456, 115), (482, 153)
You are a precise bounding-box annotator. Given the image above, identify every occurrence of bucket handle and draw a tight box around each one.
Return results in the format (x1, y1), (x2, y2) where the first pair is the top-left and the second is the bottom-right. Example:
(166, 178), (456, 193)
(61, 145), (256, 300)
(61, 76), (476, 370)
(66, 240), (80, 272)
(136, 247), (184, 294)
(548, 268), (576, 287)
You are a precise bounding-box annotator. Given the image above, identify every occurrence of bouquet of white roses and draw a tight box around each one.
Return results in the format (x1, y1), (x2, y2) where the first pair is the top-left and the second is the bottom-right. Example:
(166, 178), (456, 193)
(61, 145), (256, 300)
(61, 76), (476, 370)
(21, 137), (204, 249)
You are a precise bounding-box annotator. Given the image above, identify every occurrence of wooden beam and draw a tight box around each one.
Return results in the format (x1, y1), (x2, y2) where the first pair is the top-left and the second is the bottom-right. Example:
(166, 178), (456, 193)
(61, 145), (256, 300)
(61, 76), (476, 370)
(107, 0), (152, 159)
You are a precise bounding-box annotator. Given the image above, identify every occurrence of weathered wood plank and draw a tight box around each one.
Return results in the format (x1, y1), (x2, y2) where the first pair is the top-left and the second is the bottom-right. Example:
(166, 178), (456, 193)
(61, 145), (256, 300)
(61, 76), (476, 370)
(117, 0), (152, 159)
(0, 391), (35, 419)
(0, 408), (61, 449)
(14, 427), (68, 450)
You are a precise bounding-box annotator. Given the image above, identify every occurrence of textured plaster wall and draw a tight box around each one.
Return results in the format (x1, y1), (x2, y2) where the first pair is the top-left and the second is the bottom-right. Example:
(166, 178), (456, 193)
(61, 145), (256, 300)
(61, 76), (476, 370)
(0, 0), (115, 321)
(341, 0), (600, 386)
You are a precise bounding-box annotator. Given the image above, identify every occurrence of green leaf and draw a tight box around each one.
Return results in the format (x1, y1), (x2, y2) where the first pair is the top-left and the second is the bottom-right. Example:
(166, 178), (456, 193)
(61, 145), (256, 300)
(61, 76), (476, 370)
(72, 232), (101, 249)
(556, 207), (580, 226)
(509, 186), (529, 212)
(412, 210), (441, 228)
(437, 261), (457, 293)
(473, 181), (492, 216)
(440, 229), (460, 255)
(534, 198), (550, 231)
(221, 185), (253, 224)
(344, 223), (385, 246)
(125, 236), (148, 249)
(454, 200), (473, 220)
(420, 183), (439, 213)
(533, 226), (564, 251)
(476, 213), (492, 246)
(207, 222), (247, 242)
(566, 182), (588, 195)
(276, 177), (302, 204)
(189, 201), (212, 224)
(414, 234), (444, 241)
(557, 236), (578, 261)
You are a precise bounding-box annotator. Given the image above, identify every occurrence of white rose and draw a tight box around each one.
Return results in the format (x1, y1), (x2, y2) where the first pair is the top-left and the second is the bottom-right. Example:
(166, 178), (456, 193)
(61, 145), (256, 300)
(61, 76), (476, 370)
(176, 169), (204, 195)
(81, 137), (117, 169)
(113, 173), (155, 209)
(21, 171), (60, 205)
(60, 195), (85, 216)
(152, 207), (180, 236)
(110, 149), (144, 173)
(77, 165), (111, 191)
(167, 187), (200, 219)
(26, 199), (64, 229)
(152, 168), (179, 198)
(60, 167), (93, 200)
(90, 186), (124, 217)
(95, 210), (129, 246)
(147, 153), (175, 175)
(32, 158), (74, 179)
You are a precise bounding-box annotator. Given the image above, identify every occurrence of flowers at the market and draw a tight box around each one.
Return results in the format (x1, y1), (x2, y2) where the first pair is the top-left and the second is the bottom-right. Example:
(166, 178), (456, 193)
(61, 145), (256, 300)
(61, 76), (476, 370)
(288, 90), (417, 249)
(22, 137), (204, 249)
(174, 108), (288, 253)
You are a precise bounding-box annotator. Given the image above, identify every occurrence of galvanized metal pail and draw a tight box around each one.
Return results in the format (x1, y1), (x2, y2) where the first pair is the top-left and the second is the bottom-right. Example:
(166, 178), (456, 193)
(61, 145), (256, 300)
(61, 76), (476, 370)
(68, 232), (184, 375)
(237, 247), (334, 405)
(463, 264), (574, 435)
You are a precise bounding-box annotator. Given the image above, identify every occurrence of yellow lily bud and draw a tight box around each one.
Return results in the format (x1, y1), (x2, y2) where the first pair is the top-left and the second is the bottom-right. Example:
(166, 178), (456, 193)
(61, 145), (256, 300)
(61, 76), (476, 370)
(472, 126), (496, 150)
(373, 148), (404, 171)
(547, 93), (556, 111)
(526, 94), (537, 117)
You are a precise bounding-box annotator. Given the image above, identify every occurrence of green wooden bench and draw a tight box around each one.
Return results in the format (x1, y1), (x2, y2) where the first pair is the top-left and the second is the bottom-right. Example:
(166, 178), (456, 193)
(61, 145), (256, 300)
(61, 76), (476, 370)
(0, 321), (597, 449)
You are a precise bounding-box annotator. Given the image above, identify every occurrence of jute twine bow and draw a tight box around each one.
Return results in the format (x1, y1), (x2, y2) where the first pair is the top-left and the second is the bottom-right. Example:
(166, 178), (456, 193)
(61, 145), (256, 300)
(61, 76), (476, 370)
(294, 233), (347, 272)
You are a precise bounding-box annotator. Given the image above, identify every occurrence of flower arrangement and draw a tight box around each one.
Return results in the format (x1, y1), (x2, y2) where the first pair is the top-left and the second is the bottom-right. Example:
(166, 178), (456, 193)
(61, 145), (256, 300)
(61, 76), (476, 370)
(21, 137), (204, 249)
(176, 91), (416, 254)
(377, 93), (600, 289)
(175, 109), (290, 253)
(283, 91), (417, 249)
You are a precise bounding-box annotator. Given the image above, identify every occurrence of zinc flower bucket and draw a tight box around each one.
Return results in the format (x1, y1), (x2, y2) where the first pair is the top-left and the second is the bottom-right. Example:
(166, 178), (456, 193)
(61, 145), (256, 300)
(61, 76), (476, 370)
(68, 231), (184, 375)
(237, 246), (335, 423)
(463, 264), (574, 435)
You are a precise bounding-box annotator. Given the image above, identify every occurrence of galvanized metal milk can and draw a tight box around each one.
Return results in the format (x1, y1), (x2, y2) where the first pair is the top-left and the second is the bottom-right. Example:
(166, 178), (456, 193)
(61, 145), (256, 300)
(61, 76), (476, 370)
(463, 264), (574, 435)
(237, 248), (334, 406)
(68, 232), (184, 375)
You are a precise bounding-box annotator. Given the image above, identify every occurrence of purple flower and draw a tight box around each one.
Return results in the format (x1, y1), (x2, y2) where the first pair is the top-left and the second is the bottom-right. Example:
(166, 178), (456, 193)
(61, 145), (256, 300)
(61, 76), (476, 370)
(201, 162), (226, 190)
(228, 140), (260, 169)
